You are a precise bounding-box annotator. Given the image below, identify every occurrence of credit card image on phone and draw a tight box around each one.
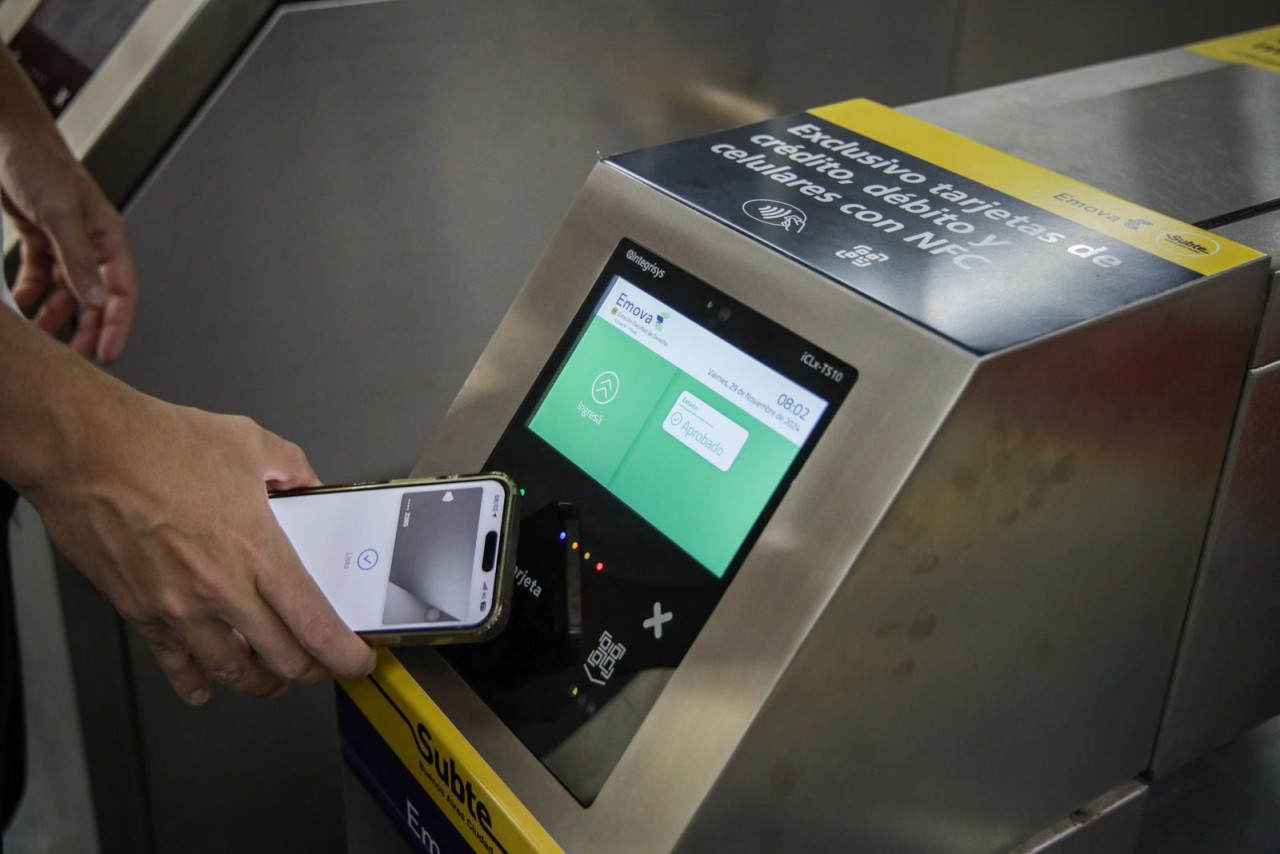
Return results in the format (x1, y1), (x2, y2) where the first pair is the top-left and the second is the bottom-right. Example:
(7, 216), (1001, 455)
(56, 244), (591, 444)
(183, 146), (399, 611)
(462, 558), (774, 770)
(268, 474), (518, 645)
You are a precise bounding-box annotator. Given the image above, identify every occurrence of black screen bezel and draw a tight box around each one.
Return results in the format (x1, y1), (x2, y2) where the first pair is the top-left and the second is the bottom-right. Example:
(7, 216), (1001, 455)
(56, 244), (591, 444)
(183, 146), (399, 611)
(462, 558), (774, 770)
(516, 239), (856, 579)
(445, 238), (857, 805)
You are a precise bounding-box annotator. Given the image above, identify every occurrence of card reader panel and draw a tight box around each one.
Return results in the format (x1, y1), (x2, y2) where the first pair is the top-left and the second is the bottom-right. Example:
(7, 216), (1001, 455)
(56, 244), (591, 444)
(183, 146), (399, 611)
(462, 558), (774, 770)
(443, 239), (855, 805)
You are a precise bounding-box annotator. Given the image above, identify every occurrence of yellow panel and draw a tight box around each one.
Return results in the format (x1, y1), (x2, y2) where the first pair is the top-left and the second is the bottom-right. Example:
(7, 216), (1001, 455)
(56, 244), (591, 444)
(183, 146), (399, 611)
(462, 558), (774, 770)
(809, 99), (1265, 277)
(341, 649), (563, 854)
(1188, 24), (1280, 73)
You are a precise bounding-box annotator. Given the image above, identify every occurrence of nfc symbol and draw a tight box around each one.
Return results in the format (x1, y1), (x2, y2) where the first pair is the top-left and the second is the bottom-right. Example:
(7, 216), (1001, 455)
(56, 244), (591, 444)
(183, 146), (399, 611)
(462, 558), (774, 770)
(743, 199), (808, 233)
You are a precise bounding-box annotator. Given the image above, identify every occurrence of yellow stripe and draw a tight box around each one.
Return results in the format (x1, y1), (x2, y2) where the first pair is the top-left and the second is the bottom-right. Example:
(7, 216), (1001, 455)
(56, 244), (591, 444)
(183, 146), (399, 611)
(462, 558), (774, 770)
(340, 649), (562, 854)
(809, 99), (1265, 277)
(1188, 24), (1280, 73)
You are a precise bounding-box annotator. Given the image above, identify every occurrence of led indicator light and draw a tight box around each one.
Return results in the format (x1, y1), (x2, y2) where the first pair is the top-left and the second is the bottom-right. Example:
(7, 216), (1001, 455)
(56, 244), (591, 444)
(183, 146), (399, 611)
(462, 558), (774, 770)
(572, 541), (579, 550)
(596, 562), (604, 572)
(519, 488), (526, 496)
(559, 532), (566, 541)
(583, 552), (591, 560)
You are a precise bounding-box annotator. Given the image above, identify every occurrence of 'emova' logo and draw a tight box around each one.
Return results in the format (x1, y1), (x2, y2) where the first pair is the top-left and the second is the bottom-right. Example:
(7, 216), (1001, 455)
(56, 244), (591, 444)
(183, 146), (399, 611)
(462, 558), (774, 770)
(743, 199), (807, 233)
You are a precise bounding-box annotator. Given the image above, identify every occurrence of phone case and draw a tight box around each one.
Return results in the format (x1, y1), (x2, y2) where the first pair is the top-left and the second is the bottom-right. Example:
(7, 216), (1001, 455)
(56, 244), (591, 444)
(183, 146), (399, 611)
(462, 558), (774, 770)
(271, 473), (520, 646)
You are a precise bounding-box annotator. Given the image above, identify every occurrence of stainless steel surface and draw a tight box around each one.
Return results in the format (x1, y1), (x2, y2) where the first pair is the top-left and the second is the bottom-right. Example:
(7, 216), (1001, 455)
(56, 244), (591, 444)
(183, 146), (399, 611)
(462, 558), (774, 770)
(676, 264), (1264, 853)
(1255, 271), (1280, 368)
(1012, 782), (1146, 854)
(909, 60), (1280, 225)
(947, 1), (1278, 91)
(754, 0), (960, 112)
(4, 503), (99, 854)
(78, 0), (276, 206)
(1138, 714), (1280, 853)
(1152, 359), (1280, 776)
(406, 160), (1266, 851)
(1215, 215), (1280, 367)
(905, 42), (1280, 798)
(1215, 214), (1280, 260)
(908, 48), (1219, 130)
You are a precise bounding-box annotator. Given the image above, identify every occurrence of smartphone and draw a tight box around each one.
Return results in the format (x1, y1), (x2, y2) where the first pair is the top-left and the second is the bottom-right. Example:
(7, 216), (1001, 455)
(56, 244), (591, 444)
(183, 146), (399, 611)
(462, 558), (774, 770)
(268, 474), (518, 645)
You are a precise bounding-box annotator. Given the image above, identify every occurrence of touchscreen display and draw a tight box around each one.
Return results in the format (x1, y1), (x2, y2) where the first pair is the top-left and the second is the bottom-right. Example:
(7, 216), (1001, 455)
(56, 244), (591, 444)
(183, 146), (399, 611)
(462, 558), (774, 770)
(444, 239), (854, 805)
(528, 276), (830, 577)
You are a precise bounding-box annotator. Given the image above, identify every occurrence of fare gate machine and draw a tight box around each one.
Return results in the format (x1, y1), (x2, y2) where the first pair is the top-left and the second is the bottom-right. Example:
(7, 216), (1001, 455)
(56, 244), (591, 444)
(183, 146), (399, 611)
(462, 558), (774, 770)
(337, 97), (1269, 853)
(905, 30), (1280, 786)
(5, 4), (1275, 852)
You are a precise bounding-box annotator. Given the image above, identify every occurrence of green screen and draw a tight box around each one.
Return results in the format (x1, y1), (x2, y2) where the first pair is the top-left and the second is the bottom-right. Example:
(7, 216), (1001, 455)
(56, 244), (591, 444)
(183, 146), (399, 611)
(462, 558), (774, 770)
(529, 295), (807, 577)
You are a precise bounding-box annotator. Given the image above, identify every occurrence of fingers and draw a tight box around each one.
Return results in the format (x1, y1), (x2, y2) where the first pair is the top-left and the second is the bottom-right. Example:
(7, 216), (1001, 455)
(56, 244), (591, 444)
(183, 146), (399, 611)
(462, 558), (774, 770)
(257, 428), (322, 490)
(133, 619), (212, 706)
(90, 212), (138, 363)
(68, 306), (102, 358)
(100, 410), (368, 705)
(219, 587), (331, 685)
(248, 428), (370, 678)
(10, 234), (53, 313)
(31, 285), (77, 336)
(181, 619), (287, 698)
(43, 202), (106, 309)
(7, 178), (138, 362)
(134, 563), (335, 704)
(255, 546), (375, 680)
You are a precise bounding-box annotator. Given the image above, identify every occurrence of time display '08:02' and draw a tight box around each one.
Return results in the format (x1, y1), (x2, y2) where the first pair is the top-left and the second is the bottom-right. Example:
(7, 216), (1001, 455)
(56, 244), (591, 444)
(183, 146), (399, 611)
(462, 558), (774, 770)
(777, 394), (811, 420)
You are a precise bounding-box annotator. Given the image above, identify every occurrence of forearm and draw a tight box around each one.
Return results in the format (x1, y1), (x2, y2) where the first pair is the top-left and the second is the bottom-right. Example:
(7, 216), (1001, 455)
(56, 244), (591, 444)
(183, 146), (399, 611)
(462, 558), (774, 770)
(0, 53), (373, 698)
(0, 299), (134, 494)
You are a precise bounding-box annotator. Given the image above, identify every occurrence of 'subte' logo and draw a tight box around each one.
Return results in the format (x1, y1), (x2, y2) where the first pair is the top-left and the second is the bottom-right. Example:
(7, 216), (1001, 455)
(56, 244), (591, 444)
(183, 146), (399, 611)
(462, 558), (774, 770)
(743, 199), (807, 233)
(1158, 232), (1219, 257)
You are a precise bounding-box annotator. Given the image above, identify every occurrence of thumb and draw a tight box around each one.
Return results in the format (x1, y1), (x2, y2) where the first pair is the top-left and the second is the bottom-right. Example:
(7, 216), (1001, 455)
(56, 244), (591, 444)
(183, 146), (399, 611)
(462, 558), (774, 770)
(258, 429), (321, 491)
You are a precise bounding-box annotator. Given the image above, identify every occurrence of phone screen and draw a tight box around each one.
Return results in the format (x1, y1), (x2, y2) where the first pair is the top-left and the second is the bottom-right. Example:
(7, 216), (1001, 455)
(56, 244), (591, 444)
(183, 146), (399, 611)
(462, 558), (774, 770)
(269, 479), (508, 634)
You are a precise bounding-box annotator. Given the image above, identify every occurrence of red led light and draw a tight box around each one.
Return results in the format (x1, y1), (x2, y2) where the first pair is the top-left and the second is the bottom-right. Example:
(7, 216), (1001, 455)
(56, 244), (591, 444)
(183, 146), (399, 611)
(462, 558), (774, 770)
(596, 562), (604, 572)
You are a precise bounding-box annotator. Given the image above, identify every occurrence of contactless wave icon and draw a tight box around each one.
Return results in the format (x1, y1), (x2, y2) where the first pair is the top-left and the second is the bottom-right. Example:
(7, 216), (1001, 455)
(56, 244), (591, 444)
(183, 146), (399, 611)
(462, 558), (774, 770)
(743, 199), (807, 233)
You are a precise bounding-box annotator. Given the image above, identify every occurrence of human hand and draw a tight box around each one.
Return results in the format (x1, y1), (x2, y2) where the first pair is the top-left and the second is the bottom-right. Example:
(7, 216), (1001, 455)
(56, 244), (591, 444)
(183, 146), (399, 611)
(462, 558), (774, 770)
(0, 127), (139, 363)
(24, 386), (375, 704)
